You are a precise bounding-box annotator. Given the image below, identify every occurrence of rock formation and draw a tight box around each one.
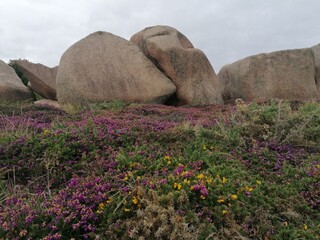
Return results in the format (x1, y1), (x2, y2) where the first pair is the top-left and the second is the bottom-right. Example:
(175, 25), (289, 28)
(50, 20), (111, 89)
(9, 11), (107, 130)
(131, 25), (223, 106)
(14, 60), (57, 100)
(0, 60), (33, 101)
(311, 44), (320, 92)
(218, 48), (319, 102)
(56, 31), (176, 107)
(34, 99), (63, 111)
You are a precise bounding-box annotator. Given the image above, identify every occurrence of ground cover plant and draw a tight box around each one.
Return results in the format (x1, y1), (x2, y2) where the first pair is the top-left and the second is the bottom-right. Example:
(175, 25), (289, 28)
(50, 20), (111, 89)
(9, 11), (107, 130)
(0, 99), (319, 239)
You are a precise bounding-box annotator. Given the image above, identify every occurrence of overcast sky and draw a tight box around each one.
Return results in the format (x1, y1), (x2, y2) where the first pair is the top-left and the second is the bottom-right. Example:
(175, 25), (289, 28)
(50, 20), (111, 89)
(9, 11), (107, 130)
(0, 0), (319, 71)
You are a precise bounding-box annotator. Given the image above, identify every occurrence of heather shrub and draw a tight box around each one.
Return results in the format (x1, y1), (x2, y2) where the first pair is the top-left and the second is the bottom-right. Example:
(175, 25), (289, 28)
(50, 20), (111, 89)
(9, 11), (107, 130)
(0, 101), (319, 239)
(103, 188), (202, 239)
(234, 99), (320, 146)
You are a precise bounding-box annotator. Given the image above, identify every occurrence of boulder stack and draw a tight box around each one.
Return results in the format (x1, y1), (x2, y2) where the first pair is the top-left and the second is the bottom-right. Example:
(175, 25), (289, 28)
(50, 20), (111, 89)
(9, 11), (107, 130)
(0, 60), (33, 101)
(311, 44), (320, 92)
(14, 60), (57, 100)
(56, 31), (176, 107)
(131, 25), (223, 106)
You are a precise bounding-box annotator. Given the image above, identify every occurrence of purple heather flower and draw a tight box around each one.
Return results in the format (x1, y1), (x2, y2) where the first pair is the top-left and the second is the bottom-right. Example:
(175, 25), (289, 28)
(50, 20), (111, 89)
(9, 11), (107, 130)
(174, 164), (185, 175)
(159, 178), (168, 184)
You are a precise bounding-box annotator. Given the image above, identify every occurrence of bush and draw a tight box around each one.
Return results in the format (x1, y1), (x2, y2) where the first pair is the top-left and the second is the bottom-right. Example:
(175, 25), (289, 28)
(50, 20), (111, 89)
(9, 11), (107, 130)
(0, 101), (319, 239)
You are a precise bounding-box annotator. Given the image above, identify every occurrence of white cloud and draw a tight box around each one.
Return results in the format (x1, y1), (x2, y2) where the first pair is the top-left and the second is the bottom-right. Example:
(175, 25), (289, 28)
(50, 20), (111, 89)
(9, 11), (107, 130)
(0, 0), (319, 71)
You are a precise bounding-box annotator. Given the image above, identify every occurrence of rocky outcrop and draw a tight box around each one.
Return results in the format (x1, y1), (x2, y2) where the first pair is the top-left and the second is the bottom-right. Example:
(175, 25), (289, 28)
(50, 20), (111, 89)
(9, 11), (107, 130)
(34, 99), (63, 111)
(218, 48), (319, 102)
(14, 60), (57, 100)
(311, 44), (320, 91)
(0, 60), (33, 101)
(56, 31), (176, 107)
(130, 25), (223, 106)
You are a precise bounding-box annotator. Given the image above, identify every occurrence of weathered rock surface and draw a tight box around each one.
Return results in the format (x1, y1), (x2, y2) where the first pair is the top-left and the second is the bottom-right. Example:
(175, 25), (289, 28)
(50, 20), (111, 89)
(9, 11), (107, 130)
(0, 60), (33, 101)
(56, 31), (176, 107)
(218, 48), (319, 102)
(311, 44), (320, 91)
(14, 60), (57, 100)
(130, 25), (223, 106)
(34, 99), (63, 111)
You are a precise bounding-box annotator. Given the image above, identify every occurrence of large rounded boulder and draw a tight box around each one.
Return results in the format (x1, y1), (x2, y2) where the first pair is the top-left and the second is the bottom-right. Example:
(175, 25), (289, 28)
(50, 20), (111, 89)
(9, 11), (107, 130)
(218, 48), (319, 102)
(0, 60), (33, 101)
(312, 44), (320, 91)
(130, 25), (223, 106)
(14, 60), (57, 100)
(56, 31), (176, 107)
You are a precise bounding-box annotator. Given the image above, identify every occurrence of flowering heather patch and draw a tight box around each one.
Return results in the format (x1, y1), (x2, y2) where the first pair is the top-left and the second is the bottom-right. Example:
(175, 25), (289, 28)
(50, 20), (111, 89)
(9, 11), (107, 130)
(0, 101), (319, 239)
(238, 141), (307, 177)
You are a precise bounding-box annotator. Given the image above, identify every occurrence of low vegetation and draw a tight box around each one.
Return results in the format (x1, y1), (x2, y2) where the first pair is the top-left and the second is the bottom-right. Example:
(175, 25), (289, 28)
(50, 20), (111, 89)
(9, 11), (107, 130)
(0, 99), (319, 239)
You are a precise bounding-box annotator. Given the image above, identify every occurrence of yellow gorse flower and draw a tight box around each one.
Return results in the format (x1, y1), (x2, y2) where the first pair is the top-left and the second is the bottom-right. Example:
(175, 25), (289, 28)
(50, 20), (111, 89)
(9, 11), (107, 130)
(217, 197), (225, 203)
(231, 194), (238, 200)
(174, 182), (182, 190)
(97, 201), (109, 214)
(183, 179), (190, 185)
(222, 210), (228, 214)
(132, 197), (139, 205)
(164, 156), (172, 165)
(43, 129), (50, 135)
(197, 173), (205, 179)
(221, 177), (228, 184)
(206, 177), (213, 184)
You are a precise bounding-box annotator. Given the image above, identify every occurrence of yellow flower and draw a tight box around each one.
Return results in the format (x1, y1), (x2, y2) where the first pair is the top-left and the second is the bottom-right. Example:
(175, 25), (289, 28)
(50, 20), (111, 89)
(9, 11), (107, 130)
(231, 194), (238, 200)
(164, 156), (171, 161)
(124, 208), (130, 212)
(202, 144), (207, 150)
(256, 180), (262, 185)
(303, 224), (308, 230)
(221, 177), (228, 184)
(206, 177), (213, 184)
(174, 182), (182, 190)
(200, 195), (206, 200)
(167, 160), (172, 165)
(197, 173), (205, 179)
(222, 210), (228, 215)
(107, 198), (112, 204)
(183, 179), (190, 185)
(123, 176), (128, 181)
(99, 203), (105, 209)
(132, 197), (139, 205)
(217, 197), (225, 203)
(245, 186), (253, 192)
(190, 186), (194, 190)
(43, 129), (50, 135)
